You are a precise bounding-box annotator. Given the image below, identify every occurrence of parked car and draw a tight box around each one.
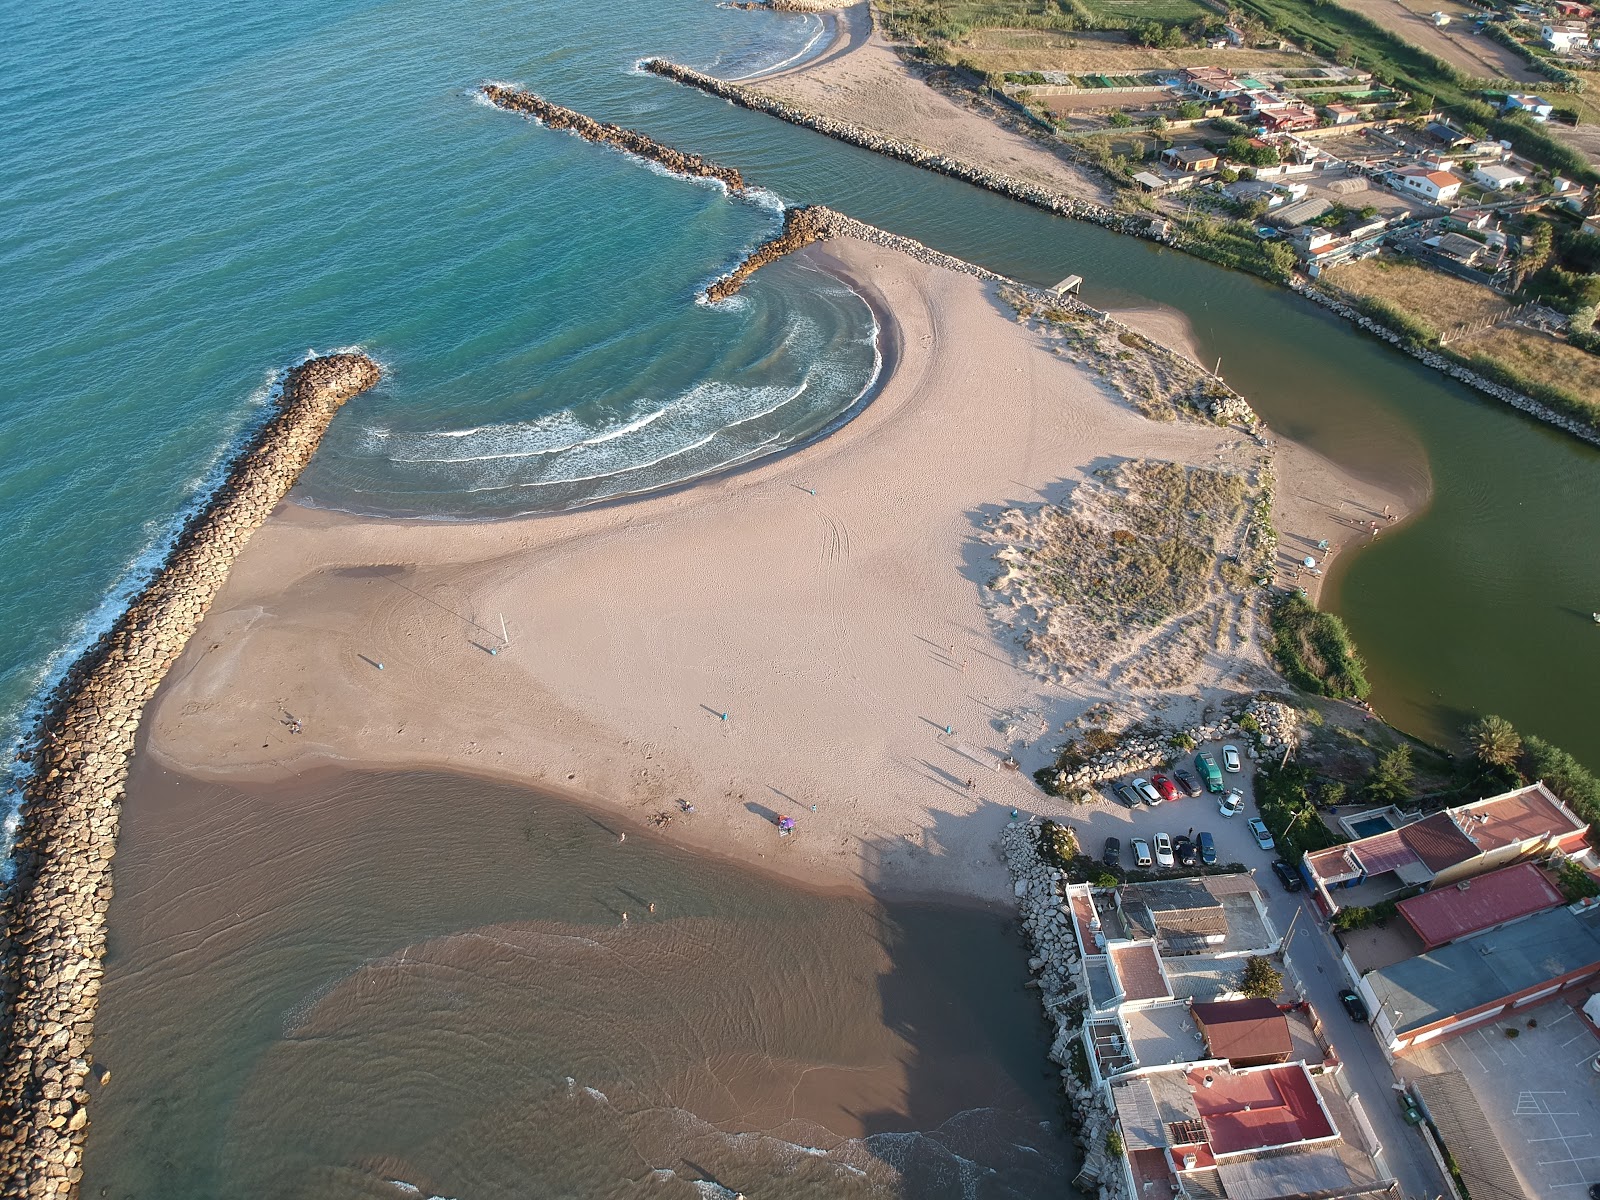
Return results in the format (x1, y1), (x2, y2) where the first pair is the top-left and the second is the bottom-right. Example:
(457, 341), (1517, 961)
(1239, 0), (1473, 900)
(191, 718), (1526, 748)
(1248, 817), (1275, 851)
(1173, 768), (1202, 798)
(1219, 788), (1245, 817)
(1131, 837), (1153, 868)
(1103, 837), (1121, 868)
(1197, 831), (1216, 865)
(1174, 835), (1198, 867)
(1222, 744), (1242, 773)
(1133, 777), (1163, 806)
(1271, 859), (1303, 892)
(1152, 773), (1180, 803)
(1339, 989), (1369, 1022)
(1112, 783), (1142, 809)
(1154, 832), (1175, 868)
(1196, 753), (1224, 793)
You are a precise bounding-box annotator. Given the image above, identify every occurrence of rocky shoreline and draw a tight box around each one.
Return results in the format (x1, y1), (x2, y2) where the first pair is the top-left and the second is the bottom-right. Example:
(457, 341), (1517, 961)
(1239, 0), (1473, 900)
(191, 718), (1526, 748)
(0, 352), (380, 1198)
(480, 84), (746, 193)
(645, 58), (1599, 450)
(641, 59), (1163, 241)
(1293, 282), (1600, 450)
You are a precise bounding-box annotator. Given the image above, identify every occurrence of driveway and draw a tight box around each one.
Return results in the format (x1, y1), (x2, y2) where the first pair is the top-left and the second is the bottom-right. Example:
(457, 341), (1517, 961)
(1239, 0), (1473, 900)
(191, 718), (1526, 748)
(1048, 740), (1451, 1198)
(1399, 1001), (1600, 1199)
(1062, 740), (1271, 875)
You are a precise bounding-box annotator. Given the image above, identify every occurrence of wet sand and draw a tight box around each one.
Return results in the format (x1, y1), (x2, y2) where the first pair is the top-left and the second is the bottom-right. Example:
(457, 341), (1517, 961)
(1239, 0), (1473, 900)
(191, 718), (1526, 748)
(142, 237), (1290, 902)
(83, 760), (1073, 1199)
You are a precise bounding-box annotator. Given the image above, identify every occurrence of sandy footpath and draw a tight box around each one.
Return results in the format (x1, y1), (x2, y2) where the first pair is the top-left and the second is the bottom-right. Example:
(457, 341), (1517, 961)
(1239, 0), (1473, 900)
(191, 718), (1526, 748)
(142, 239), (1257, 901)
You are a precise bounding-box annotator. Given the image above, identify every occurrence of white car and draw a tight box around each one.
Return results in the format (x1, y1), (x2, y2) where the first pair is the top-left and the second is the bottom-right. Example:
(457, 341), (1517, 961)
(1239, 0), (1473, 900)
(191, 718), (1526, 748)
(1219, 789), (1245, 817)
(1248, 817), (1275, 851)
(1222, 744), (1242, 773)
(1132, 777), (1163, 806)
(1154, 832), (1175, 868)
(1131, 837), (1153, 868)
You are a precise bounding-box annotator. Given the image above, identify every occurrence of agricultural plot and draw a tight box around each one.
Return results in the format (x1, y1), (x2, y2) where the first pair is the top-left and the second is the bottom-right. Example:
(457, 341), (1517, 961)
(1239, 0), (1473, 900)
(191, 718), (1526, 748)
(958, 28), (1311, 75)
(1331, 0), (1543, 82)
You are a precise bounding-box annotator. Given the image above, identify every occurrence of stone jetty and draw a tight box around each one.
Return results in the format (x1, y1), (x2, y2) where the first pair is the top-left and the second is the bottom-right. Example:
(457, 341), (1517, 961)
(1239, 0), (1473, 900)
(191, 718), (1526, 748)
(0, 351), (381, 1197)
(705, 205), (834, 301)
(645, 58), (1600, 447)
(640, 59), (1164, 242)
(481, 84), (746, 194)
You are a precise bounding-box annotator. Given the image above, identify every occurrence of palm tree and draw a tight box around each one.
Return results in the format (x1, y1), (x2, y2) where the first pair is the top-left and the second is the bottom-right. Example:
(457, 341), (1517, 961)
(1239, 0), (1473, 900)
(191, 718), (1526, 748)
(1467, 714), (1522, 771)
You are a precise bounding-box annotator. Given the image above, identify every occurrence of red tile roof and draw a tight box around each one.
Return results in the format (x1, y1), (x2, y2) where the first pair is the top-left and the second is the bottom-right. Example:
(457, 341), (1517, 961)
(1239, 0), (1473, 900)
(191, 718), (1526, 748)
(1352, 829), (1423, 875)
(1111, 943), (1170, 1001)
(1399, 812), (1479, 872)
(1397, 861), (1563, 948)
(1186, 1064), (1334, 1155)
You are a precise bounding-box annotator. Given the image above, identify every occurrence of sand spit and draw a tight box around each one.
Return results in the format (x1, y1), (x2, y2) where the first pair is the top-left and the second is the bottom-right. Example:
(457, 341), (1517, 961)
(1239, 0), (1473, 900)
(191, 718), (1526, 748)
(480, 84), (746, 193)
(0, 353), (380, 1197)
(641, 59), (1161, 240)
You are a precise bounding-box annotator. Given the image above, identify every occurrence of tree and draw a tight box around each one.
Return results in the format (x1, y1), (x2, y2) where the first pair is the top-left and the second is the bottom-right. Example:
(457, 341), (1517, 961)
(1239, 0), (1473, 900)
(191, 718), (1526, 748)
(1467, 714), (1522, 771)
(1557, 860), (1600, 902)
(1144, 115), (1169, 133)
(1405, 91), (1434, 116)
(1240, 955), (1284, 999)
(1176, 100), (1204, 121)
(1108, 110), (1133, 129)
(1263, 241), (1298, 280)
(1366, 745), (1414, 804)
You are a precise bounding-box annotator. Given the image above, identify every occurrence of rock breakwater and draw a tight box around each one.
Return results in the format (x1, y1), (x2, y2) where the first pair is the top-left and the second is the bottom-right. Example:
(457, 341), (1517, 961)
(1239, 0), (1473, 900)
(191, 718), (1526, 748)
(705, 205), (834, 301)
(640, 59), (1164, 242)
(481, 84), (746, 194)
(0, 352), (380, 1197)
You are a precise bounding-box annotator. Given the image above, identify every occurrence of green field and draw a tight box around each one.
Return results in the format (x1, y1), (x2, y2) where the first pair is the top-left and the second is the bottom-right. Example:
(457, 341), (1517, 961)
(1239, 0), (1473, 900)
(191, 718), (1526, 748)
(1082, 0), (1212, 24)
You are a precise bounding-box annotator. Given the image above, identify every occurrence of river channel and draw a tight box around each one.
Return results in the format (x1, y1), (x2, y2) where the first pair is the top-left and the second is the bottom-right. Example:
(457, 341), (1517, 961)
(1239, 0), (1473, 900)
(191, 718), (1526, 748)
(632, 61), (1600, 766)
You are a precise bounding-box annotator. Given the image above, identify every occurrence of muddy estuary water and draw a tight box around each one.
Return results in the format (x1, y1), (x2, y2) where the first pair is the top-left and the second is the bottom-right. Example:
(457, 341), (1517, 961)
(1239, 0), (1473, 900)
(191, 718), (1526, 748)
(82, 764), (1071, 1198)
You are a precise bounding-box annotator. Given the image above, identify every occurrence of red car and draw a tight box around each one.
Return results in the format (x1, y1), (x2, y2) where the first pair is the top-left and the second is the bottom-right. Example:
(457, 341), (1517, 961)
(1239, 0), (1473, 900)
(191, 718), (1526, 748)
(1152, 773), (1181, 803)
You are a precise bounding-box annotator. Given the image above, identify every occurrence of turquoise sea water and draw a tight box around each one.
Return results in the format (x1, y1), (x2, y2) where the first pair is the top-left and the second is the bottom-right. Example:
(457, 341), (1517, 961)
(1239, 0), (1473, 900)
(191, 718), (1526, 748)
(3, 0), (1598, 819)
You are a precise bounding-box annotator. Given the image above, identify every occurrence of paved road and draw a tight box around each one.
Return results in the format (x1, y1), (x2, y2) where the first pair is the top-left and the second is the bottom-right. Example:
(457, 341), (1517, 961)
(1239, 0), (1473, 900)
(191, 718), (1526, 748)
(1266, 882), (1450, 1200)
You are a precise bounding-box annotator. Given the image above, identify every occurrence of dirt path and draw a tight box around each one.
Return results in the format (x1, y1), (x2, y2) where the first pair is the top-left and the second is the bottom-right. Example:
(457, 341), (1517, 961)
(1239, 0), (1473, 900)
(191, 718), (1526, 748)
(1332, 0), (1543, 82)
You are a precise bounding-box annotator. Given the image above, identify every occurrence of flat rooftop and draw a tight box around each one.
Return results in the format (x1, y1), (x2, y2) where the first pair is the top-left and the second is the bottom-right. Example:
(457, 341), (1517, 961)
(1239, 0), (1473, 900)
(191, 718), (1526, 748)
(1186, 1064), (1335, 1155)
(1397, 861), (1563, 949)
(1111, 942), (1171, 1002)
(1458, 781), (1588, 853)
(1367, 902), (1600, 1035)
(1126, 1003), (1206, 1069)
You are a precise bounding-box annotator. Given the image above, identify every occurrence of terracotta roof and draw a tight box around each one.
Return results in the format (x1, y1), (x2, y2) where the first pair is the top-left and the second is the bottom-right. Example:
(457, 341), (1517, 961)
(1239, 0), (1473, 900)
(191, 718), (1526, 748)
(1455, 782), (1589, 853)
(1112, 942), (1171, 1001)
(1350, 829), (1422, 875)
(1192, 998), (1292, 1063)
(1398, 812), (1478, 872)
(1397, 861), (1562, 948)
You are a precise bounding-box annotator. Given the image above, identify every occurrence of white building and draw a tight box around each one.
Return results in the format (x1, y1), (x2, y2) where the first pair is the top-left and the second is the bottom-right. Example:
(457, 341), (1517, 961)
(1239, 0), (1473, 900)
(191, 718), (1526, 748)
(1431, 10), (1451, 24)
(1472, 162), (1528, 190)
(1541, 22), (1590, 50)
(1392, 167), (1462, 203)
(1503, 93), (1555, 121)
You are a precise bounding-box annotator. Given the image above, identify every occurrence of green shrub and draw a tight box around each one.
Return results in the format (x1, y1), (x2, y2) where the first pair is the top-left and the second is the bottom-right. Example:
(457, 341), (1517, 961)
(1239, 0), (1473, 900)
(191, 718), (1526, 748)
(1558, 859), (1600, 902)
(1240, 955), (1283, 999)
(1268, 593), (1371, 700)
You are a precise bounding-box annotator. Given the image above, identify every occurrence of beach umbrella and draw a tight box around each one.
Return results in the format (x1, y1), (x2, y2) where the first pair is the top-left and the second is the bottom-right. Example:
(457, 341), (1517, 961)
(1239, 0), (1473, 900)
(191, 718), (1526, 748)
(778, 816), (796, 832)
(1302, 556), (1316, 568)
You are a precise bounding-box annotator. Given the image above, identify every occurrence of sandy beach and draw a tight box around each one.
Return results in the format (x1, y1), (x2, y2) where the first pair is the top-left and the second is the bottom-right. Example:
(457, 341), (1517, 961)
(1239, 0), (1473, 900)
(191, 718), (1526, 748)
(139, 235), (1407, 903)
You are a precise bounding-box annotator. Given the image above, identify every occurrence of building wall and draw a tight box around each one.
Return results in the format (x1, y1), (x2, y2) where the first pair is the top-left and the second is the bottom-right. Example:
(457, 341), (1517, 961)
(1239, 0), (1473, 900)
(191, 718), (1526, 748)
(1380, 961), (1600, 1053)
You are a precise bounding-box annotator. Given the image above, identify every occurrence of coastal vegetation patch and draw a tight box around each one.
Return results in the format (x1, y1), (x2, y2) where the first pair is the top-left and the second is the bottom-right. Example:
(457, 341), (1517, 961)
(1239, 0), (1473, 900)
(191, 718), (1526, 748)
(985, 458), (1267, 689)
(1266, 591), (1370, 701)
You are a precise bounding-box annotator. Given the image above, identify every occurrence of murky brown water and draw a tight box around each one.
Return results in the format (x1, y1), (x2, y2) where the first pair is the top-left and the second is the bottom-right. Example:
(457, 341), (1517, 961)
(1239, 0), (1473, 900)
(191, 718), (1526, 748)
(82, 763), (1074, 1199)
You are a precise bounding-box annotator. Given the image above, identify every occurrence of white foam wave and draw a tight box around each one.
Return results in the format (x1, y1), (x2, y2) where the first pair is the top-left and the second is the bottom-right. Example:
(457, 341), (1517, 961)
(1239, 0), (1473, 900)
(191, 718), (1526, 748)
(726, 14), (829, 82)
(0, 346), (361, 866)
(386, 1181), (458, 1200)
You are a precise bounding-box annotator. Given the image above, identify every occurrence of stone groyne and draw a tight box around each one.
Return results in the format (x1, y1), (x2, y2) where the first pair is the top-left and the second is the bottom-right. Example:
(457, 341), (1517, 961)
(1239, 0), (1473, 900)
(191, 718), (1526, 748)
(640, 59), (1164, 243)
(481, 84), (746, 194)
(645, 59), (1600, 449)
(705, 205), (834, 301)
(0, 352), (381, 1198)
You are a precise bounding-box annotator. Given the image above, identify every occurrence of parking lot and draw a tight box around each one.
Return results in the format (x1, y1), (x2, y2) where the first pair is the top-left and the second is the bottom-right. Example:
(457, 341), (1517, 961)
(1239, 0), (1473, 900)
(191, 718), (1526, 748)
(1060, 739), (1294, 891)
(1399, 999), (1600, 1198)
